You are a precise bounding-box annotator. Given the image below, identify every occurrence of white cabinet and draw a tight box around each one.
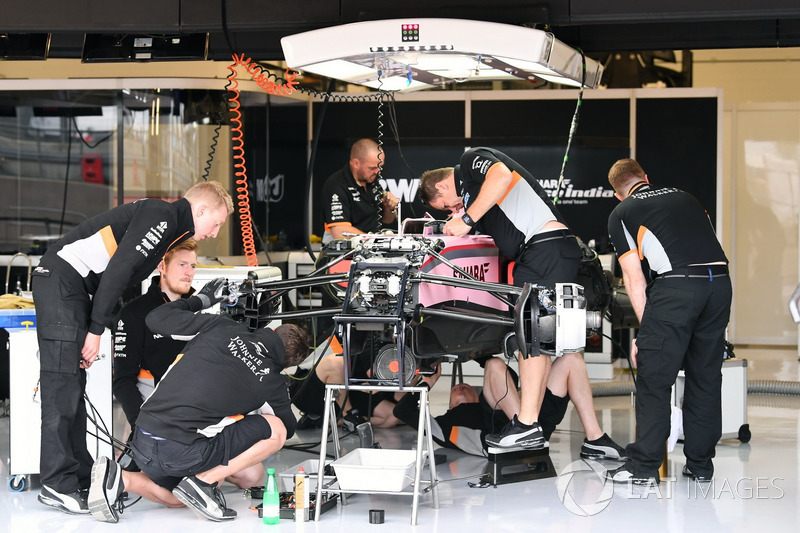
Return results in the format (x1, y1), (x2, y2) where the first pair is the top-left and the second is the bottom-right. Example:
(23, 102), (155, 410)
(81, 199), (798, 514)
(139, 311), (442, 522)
(8, 327), (113, 484)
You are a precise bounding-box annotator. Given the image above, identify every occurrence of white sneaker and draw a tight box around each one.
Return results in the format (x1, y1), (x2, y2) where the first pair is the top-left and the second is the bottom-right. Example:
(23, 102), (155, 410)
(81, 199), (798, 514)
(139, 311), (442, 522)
(38, 485), (89, 514)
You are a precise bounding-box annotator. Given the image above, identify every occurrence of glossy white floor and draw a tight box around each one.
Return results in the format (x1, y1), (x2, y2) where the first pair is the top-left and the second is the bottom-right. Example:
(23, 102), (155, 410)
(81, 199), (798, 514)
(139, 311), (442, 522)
(2, 346), (800, 532)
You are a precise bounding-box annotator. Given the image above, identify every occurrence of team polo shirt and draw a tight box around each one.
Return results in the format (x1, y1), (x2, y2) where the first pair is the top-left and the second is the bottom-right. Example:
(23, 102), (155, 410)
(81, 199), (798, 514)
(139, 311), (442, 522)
(454, 147), (568, 258)
(321, 166), (385, 239)
(607, 182), (727, 275)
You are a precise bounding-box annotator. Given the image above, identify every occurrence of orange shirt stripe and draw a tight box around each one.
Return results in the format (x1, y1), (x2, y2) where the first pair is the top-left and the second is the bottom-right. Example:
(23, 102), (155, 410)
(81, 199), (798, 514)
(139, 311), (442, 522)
(497, 170), (522, 205)
(99, 225), (118, 257)
(636, 226), (648, 260)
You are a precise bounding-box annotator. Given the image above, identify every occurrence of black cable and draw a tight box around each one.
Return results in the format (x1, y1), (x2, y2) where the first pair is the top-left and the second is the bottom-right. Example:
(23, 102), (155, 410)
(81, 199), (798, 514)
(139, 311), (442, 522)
(70, 115), (114, 149)
(552, 49), (587, 205)
(303, 79), (336, 264)
(58, 116), (73, 235)
(602, 332), (637, 388)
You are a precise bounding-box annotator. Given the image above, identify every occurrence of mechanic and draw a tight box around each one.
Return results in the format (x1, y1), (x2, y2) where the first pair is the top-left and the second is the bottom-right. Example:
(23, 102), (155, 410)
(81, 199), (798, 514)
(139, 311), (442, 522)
(394, 356), (625, 459)
(112, 238), (264, 505)
(87, 278), (310, 523)
(604, 158), (732, 486)
(321, 138), (399, 243)
(113, 239), (199, 428)
(419, 147), (583, 450)
(31, 181), (233, 515)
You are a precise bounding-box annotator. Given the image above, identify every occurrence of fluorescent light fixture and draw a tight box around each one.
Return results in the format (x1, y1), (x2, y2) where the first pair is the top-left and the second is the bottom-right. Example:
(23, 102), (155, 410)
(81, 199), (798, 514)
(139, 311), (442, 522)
(281, 19), (603, 92)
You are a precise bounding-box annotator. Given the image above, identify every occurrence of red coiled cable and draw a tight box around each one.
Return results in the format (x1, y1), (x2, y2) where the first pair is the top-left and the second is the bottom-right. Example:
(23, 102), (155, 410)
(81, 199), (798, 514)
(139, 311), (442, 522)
(225, 55), (299, 267)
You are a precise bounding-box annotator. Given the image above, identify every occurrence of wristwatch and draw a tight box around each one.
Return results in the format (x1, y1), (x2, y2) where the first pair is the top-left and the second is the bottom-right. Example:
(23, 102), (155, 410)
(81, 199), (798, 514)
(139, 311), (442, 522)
(461, 212), (476, 227)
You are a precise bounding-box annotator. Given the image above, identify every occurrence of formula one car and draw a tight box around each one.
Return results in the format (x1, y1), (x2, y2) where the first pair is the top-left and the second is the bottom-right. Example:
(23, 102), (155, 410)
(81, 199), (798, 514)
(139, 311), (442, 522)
(222, 219), (608, 386)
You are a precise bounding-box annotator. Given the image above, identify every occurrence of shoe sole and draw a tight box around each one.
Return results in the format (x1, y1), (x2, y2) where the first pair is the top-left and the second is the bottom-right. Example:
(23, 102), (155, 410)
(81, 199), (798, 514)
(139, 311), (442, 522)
(37, 494), (90, 515)
(580, 452), (626, 460)
(486, 436), (545, 449)
(580, 448), (626, 460)
(172, 484), (235, 522)
(88, 457), (119, 523)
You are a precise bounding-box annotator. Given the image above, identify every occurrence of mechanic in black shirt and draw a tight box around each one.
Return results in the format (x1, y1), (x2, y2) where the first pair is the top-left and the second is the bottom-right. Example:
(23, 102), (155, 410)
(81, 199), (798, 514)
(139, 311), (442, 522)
(113, 239), (198, 427)
(321, 138), (399, 243)
(604, 158), (732, 486)
(419, 147), (583, 450)
(88, 278), (310, 523)
(32, 181), (233, 515)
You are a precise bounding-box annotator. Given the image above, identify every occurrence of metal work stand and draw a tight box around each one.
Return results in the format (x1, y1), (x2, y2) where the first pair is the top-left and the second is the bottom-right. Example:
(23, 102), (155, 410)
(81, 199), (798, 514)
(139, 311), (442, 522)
(314, 383), (440, 525)
(481, 444), (556, 486)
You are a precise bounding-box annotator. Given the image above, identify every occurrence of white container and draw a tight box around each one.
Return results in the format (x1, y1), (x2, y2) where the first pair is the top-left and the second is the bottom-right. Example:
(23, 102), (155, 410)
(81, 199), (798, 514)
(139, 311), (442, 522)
(331, 448), (418, 492)
(279, 459), (336, 493)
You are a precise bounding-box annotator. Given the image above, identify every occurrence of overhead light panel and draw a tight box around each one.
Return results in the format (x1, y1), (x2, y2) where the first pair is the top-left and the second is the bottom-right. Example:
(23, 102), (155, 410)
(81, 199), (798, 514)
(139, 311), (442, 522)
(82, 33), (208, 63)
(281, 19), (603, 92)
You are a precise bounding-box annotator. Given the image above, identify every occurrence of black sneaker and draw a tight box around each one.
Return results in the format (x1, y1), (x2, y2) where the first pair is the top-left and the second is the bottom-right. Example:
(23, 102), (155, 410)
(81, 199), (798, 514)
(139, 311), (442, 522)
(297, 412), (324, 430)
(485, 415), (545, 449)
(172, 476), (237, 521)
(682, 465), (712, 483)
(605, 463), (659, 486)
(580, 433), (627, 460)
(38, 485), (90, 514)
(342, 409), (368, 433)
(88, 456), (125, 523)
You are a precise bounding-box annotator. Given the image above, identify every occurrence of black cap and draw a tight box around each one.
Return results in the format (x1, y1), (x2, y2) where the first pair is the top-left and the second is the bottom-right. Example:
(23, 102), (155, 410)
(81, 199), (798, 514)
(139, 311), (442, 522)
(369, 509), (385, 524)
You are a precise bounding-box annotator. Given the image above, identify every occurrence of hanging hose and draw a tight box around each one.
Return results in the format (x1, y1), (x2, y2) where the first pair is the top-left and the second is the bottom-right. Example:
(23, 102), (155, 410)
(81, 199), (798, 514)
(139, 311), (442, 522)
(226, 59), (258, 267)
(225, 55), (300, 267)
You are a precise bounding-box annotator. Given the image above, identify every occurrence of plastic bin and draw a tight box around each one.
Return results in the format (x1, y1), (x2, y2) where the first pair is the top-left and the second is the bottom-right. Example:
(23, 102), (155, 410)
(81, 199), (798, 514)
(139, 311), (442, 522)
(332, 448), (417, 492)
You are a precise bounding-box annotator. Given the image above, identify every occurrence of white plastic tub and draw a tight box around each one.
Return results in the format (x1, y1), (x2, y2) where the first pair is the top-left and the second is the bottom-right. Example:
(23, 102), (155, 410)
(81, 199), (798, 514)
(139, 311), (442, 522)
(331, 448), (418, 492)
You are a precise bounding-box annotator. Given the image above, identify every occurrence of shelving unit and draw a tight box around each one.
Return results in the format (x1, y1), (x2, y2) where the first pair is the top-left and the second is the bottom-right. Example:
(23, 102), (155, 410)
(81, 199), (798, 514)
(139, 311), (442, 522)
(314, 383), (440, 525)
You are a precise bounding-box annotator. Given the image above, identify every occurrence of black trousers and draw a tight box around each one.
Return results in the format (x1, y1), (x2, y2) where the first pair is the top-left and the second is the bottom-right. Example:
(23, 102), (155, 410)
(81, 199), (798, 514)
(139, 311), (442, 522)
(32, 267), (94, 493)
(627, 272), (732, 477)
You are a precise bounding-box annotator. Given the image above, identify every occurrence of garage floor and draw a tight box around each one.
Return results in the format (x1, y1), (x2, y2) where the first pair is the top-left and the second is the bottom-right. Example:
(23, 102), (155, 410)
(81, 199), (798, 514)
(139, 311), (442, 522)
(2, 345), (799, 532)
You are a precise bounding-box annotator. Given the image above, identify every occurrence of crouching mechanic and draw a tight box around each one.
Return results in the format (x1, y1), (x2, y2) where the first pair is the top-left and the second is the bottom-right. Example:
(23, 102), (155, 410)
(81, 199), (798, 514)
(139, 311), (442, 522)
(88, 278), (310, 523)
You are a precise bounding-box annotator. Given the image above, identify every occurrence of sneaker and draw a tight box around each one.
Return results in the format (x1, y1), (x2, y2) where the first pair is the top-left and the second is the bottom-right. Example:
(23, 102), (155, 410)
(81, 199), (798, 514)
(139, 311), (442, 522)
(580, 433), (627, 460)
(342, 409), (368, 433)
(605, 463), (659, 486)
(682, 464), (712, 483)
(172, 476), (237, 521)
(88, 456), (125, 523)
(297, 412), (324, 430)
(38, 485), (90, 514)
(485, 415), (545, 449)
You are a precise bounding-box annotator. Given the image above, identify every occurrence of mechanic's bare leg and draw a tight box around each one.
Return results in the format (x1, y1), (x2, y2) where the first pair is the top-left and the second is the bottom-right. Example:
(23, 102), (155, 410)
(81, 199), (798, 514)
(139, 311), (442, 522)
(315, 355), (353, 413)
(224, 463), (264, 489)
(516, 352), (551, 425)
(481, 357), (521, 419)
(548, 352), (603, 440)
(121, 471), (184, 508)
(369, 399), (402, 428)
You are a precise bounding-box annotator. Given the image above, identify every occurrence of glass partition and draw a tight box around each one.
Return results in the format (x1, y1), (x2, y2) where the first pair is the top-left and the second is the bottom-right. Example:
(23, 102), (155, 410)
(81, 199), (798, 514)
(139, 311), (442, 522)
(0, 88), (232, 260)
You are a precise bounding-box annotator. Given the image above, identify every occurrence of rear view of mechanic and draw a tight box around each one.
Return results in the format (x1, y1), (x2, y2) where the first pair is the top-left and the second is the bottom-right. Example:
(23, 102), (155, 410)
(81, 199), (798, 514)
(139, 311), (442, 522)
(604, 158), (732, 486)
